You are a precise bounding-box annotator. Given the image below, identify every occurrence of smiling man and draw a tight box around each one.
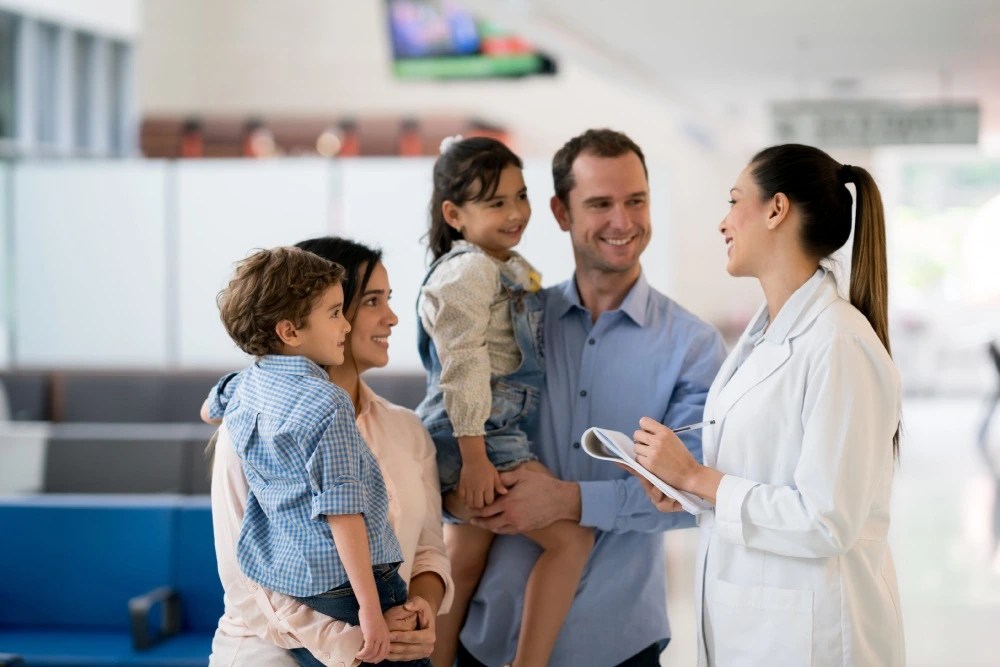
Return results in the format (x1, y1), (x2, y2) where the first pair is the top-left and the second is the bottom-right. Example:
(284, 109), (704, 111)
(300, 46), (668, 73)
(455, 129), (728, 666)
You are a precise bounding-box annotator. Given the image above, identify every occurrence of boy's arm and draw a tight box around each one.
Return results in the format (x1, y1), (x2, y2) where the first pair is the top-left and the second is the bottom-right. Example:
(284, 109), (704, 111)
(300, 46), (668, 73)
(326, 514), (378, 608)
(326, 514), (388, 663)
(202, 371), (241, 424)
(307, 403), (391, 662)
(200, 399), (221, 425)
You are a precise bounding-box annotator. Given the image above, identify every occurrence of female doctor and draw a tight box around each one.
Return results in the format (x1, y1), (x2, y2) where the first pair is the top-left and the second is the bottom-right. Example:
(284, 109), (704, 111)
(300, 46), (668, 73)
(633, 144), (904, 666)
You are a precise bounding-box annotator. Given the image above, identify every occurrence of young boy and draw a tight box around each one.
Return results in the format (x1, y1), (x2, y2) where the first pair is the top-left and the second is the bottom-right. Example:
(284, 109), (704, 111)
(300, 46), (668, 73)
(206, 246), (415, 665)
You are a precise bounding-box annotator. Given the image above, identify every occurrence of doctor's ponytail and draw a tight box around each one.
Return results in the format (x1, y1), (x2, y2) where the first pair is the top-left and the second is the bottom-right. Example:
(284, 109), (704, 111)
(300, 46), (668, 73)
(750, 144), (897, 454)
(840, 166), (890, 357)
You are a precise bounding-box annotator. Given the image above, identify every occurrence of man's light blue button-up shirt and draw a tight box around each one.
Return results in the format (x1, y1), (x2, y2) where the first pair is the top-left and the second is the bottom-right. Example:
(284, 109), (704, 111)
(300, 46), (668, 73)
(460, 274), (727, 666)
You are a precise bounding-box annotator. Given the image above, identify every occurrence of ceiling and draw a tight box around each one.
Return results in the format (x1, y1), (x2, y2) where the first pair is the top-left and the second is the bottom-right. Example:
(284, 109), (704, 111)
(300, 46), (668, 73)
(464, 0), (1000, 144)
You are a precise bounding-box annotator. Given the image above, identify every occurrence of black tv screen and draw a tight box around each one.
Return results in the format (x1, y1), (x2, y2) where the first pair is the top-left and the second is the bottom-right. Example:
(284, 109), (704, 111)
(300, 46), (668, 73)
(385, 0), (556, 79)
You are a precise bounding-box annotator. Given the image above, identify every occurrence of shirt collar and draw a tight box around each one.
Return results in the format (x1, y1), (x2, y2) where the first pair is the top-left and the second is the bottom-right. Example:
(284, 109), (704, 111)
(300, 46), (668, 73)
(256, 354), (329, 380)
(355, 380), (378, 419)
(552, 273), (650, 326)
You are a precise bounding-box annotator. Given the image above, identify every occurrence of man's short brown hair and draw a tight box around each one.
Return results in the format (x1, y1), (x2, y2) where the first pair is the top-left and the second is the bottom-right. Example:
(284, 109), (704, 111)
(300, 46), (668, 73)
(551, 128), (649, 205)
(217, 246), (344, 357)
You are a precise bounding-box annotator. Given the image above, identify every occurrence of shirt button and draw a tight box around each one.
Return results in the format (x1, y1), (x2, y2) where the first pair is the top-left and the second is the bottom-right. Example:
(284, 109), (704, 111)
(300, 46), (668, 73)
(572, 442), (581, 449)
(580, 390), (588, 397)
(249, 582), (258, 591)
(588, 338), (596, 345)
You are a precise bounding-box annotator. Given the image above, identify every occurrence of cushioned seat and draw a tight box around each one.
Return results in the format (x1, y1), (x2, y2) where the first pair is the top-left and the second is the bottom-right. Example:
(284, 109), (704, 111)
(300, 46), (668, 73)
(0, 495), (221, 667)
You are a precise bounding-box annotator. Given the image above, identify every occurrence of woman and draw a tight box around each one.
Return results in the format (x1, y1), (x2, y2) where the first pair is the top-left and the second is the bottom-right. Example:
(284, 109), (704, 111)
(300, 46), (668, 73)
(632, 145), (904, 666)
(208, 237), (454, 666)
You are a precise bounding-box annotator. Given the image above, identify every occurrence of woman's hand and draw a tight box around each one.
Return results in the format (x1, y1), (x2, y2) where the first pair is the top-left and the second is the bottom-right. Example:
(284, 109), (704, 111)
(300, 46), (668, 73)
(386, 595), (436, 662)
(632, 416), (701, 489)
(356, 604), (391, 663)
(458, 455), (507, 509)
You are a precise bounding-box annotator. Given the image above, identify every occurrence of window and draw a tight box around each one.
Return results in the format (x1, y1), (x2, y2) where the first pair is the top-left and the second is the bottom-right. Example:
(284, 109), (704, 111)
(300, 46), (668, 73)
(0, 11), (16, 140)
(35, 21), (59, 145)
(73, 32), (94, 151)
(107, 41), (130, 155)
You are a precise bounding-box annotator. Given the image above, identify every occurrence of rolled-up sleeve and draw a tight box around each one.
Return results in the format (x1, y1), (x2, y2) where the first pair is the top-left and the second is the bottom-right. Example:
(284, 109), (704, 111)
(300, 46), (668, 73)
(206, 371), (241, 420)
(419, 253), (499, 437)
(307, 406), (368, 519)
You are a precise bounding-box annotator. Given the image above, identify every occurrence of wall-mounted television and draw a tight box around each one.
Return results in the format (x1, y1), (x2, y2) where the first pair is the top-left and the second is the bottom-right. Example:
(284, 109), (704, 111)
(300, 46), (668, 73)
(386, 0), (556, 79)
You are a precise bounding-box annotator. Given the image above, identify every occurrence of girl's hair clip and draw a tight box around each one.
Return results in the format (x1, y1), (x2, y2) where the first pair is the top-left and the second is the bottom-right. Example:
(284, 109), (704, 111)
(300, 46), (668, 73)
(439, 134), (464, 155)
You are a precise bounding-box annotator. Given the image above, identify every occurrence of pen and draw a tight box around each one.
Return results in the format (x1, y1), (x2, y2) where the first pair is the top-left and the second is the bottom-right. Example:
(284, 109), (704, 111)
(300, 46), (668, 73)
(671, 419), (716, 434)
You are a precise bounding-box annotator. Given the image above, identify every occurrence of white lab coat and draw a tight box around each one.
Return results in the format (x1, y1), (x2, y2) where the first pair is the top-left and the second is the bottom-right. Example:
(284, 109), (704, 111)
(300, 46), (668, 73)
(695, 269), (904, 667)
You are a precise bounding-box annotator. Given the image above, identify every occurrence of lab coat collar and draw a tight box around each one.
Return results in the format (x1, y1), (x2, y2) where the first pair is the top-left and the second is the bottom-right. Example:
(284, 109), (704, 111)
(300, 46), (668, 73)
(759, 268), (838, 345)
(708, 269), (840, 430)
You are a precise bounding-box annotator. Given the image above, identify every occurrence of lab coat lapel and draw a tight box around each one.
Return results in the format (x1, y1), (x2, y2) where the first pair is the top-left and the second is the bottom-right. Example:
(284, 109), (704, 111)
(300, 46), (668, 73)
(712, 339), (791, 421)
(710, 271), (840, 436)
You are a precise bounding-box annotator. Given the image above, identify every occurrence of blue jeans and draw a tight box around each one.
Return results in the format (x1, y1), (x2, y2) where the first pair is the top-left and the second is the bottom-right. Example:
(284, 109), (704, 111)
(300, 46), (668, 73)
(289, 563), (429, 667)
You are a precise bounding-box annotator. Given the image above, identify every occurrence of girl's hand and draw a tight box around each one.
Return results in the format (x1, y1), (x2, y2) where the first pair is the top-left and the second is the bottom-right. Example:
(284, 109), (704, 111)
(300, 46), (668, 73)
(458, 456), (507, 509)
(356, 604), (391, 663)
(632, 416), (701, 489)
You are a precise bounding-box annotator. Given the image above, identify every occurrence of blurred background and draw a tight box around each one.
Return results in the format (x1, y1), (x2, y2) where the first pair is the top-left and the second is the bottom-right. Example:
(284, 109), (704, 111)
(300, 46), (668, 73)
(0, 1), (998, 665)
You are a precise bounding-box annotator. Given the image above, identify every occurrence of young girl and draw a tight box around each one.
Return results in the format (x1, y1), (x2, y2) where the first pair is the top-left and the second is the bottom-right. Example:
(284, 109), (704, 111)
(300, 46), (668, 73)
(416, 137), (594, 667)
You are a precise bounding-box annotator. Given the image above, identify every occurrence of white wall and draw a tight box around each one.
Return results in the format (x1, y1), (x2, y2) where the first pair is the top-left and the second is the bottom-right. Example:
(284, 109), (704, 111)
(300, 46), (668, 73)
(175, 159), (337, 367)
(13, 160), (168, 366)
(6, 157), (759, 371)
(134, 0), (762, 326)
(135, 0), (747, 159)
(0, 0), (140, 37)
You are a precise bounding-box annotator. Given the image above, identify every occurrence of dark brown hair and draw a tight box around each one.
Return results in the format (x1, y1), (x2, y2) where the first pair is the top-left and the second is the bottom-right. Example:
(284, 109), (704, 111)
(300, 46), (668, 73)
(428, 137), (523, 260)
(295, 236), (382, 317)
(551, 128), (648, 205)
(749, 143), (898, 453)
(217, 247), (344, 357)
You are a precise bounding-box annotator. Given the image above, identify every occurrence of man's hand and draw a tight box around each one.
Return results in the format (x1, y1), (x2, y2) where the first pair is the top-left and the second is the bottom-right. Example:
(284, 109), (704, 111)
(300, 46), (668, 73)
(386, 596), (436, 662)
(470, 465), (580, 534)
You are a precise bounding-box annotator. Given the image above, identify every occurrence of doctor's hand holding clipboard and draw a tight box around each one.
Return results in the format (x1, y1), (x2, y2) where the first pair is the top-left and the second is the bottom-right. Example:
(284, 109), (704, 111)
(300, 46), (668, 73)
(626, 416), (725, 512)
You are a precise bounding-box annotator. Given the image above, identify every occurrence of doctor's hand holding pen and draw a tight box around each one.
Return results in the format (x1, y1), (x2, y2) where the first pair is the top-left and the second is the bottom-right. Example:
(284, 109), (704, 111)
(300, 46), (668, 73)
(631, 416), (725, 509)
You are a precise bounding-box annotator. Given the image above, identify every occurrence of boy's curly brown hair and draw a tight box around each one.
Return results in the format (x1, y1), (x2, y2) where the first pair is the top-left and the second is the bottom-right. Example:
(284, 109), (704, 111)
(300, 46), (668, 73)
(217, 247), (345, 357)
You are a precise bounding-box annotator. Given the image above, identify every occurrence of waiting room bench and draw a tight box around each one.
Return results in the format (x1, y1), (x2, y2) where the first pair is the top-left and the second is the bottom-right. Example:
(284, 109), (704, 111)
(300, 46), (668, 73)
(0, 369), (429, 424)
(0, 494), (221, 666)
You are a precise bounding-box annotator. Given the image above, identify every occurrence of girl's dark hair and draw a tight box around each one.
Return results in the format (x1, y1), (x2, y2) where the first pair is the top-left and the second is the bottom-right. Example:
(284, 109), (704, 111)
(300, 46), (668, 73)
(749, 143), (898, 454)
(428, 137), (523, 260)
(295, 236), (382, 316)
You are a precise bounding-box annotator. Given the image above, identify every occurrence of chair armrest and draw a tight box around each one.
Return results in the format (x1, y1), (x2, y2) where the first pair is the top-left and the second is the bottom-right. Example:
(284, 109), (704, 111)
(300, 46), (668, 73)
(0, 654), (25, 666)
(128, 585), (182, 650)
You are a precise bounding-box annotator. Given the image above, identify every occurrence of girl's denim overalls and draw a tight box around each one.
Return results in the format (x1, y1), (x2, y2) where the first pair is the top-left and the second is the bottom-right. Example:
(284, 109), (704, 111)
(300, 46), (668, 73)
(415, 246), (544, 493)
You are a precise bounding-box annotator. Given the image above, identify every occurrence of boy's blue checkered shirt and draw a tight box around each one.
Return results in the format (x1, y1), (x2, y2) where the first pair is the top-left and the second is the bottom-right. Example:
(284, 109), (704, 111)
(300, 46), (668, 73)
(207, 355), (402, 597)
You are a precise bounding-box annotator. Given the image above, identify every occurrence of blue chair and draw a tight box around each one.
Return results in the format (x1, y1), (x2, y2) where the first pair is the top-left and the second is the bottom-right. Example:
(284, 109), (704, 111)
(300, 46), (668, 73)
(0, 495), (221, 666)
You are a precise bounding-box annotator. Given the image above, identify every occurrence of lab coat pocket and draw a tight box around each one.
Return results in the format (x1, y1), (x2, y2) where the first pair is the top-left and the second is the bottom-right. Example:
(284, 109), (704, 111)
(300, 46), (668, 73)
(712, 578), (813, 666)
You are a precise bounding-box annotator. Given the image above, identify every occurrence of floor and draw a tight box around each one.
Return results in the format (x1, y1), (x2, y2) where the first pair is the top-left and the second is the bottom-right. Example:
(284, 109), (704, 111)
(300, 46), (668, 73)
(658, 396), (1000, 666)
